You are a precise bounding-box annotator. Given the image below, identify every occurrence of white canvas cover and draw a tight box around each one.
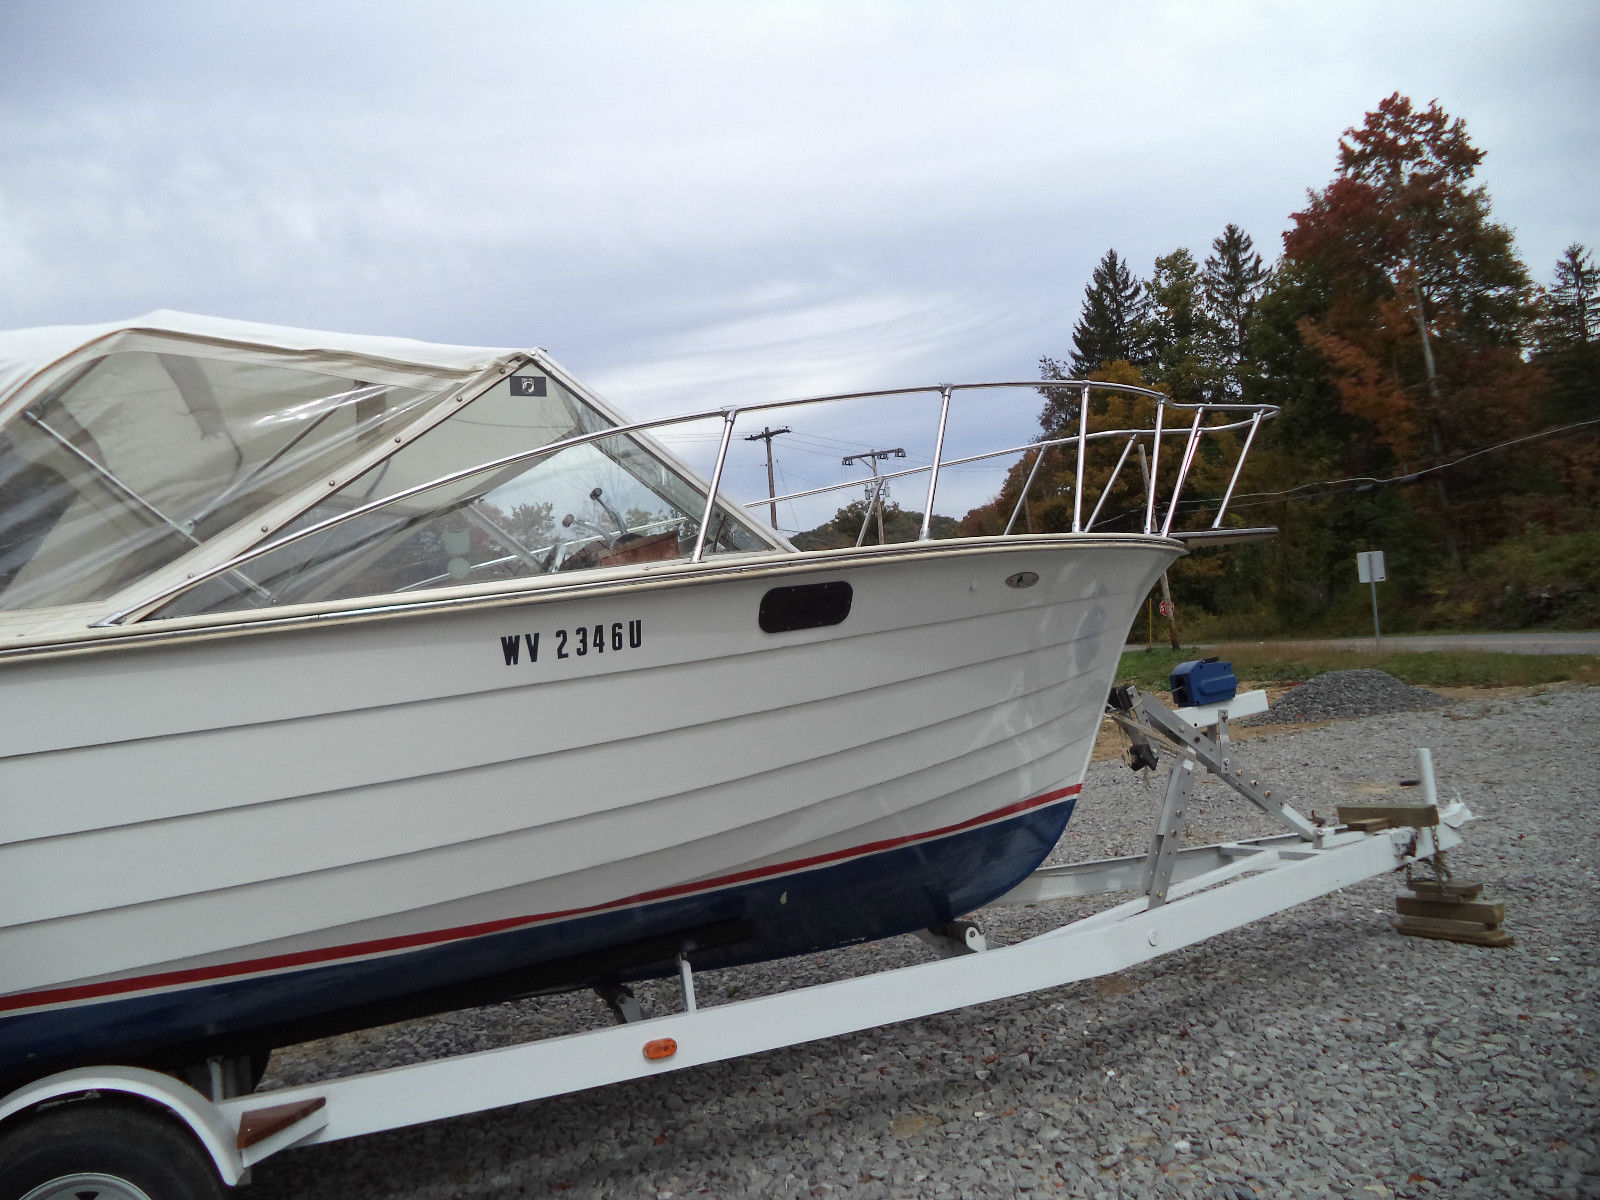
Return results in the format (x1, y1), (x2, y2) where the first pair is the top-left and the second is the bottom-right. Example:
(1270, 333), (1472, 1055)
(0, 310), (522, 406)
(0, 312), (530, 617)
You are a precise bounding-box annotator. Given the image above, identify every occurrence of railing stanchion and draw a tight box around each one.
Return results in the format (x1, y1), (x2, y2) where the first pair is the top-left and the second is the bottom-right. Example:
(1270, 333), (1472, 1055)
(1085, 434), (1136, 533)
(1212, 411), (1262, 529)
(857, 478), (886, 547)
(1003, 447), (1049, 535)
(1071, 384), (1090, 533)
(693, 408), (740, 563)
(1161, 408), (1206, 538)
(1144, 402), (1165, 534)
(919, 386), (953, 541)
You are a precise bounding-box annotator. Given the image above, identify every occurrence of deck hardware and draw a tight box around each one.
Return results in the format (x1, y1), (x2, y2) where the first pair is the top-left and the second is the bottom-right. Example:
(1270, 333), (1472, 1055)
(1144, 402), (1165, 533)
(1004, 571), (1039, 589)
(1212, 410), (1263, 528)
(694, 408), (739, 563)
(1003, 446), (1051, 534)
(1072, 384), (1090, 531)
(919, 386), (953, 541)
(1160, 407), (1206, 538)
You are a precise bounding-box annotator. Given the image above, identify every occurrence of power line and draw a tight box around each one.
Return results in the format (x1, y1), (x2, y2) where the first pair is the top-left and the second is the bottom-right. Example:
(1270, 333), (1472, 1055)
(1220, 415), (1600, 505)
(1089, 414), (1600, 527)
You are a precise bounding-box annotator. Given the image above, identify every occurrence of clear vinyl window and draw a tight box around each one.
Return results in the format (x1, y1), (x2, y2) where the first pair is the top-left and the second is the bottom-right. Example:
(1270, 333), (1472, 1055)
(153, 373), (771, 617)
(0, 350), (436, 610)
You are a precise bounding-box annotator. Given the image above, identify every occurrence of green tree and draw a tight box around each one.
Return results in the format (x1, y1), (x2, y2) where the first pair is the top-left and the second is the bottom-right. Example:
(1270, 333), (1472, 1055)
(1138, 247), (1213, 405)
(1529, 244), (1600, 509)
(1536, 243), (1598, 351)
(1040, 249), (1149, 429)
(791, 500), (958, 550)
(501, 500), (556, 547)
(1070, 248), (1148, 374)
(1201, 224), (1268, 398)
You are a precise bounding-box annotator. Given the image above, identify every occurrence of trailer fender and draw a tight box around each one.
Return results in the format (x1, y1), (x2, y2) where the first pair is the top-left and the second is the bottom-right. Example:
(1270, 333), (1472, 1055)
(0, 1065), (245, 1186)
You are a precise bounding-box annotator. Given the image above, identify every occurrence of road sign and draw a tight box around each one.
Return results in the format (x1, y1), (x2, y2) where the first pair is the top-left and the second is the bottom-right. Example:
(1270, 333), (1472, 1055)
(1356, 550), (1386, 650)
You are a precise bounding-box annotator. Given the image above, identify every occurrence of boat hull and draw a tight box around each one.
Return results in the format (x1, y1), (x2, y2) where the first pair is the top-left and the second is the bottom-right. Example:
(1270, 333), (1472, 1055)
(0, 535), (1177, 1081)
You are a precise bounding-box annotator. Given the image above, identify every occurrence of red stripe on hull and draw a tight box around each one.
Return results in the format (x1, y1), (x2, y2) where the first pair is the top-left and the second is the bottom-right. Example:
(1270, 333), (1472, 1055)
(1, 784), (1080, 1016)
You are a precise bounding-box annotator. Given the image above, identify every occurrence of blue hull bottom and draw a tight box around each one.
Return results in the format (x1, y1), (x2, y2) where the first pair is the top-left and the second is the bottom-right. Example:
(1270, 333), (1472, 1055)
(0, 794), (1075, 1085)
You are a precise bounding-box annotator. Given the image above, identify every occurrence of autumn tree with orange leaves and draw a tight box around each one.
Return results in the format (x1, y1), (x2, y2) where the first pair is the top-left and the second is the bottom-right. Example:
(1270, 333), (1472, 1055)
(938, 94), (1599, 632)
(1279, 94), (1536, 570)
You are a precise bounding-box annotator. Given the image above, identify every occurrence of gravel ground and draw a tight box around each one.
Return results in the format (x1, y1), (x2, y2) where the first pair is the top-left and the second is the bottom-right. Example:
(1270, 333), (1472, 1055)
(248, 685), (1599, 1200)
(1235, 669), (1443, 726)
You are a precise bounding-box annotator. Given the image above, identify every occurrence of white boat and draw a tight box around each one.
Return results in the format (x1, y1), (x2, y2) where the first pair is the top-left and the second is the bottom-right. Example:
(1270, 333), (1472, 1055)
(0, 312), (1272, 1089)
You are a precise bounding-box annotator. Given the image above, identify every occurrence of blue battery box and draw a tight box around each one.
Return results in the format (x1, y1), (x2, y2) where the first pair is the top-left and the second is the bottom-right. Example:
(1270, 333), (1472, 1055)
(1170, 657), (1238, 707)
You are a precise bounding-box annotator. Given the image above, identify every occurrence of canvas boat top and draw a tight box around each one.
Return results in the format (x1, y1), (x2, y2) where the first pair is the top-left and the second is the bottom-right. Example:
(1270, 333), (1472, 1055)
(0, 312), (788, 644)
(0, 310), (520, 400)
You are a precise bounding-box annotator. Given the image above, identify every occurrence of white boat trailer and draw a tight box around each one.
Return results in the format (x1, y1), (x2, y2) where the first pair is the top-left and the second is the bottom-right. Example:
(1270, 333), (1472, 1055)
(0, 689), (1470, 1199)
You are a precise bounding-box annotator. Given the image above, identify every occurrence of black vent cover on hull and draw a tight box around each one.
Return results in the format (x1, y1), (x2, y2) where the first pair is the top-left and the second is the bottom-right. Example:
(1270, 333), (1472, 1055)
(759, 580), (853, 633)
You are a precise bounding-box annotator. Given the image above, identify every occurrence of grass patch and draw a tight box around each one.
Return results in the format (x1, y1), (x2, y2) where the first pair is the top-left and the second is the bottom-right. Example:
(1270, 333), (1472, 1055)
(1116, 643), (1600, 691)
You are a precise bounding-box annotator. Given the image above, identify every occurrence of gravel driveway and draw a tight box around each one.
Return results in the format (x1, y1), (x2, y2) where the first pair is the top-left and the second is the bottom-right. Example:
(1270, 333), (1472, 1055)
(248, 686), (1599, 1199)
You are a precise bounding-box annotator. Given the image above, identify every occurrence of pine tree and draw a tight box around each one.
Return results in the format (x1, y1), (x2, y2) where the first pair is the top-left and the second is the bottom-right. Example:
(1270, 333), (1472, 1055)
(1068, 249), (1148, 376)
(1038, 249), (1150, 430)
(1537, 243), (1597, 350)
(1201, 224), (1268, 396)
(1139, 248), (1212, 404)
(1533, 244), (1600, 425)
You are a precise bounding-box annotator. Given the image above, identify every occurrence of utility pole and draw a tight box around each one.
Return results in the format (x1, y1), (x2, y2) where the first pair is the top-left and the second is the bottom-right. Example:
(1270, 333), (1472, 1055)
(743, 426), (790, 529)
(842, 447), (906, 544)
(1136, 442), (1181, 650)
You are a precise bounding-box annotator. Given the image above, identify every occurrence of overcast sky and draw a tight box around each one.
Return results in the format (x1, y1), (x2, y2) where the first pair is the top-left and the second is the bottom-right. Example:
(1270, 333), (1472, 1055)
(2, 2), (1594, 528)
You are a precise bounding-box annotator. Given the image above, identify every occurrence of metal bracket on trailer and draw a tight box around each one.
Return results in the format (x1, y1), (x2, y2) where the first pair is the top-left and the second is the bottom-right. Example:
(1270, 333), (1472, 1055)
(915, 920), (988, 958)
(1107, 684), (1320, 842)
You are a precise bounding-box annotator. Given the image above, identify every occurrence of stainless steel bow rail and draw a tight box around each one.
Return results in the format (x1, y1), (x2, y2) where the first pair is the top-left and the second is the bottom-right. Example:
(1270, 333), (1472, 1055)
(746, 381), (1272, 544)
(0, 690), (1468, 1196)
(101, 377), (1276, 627)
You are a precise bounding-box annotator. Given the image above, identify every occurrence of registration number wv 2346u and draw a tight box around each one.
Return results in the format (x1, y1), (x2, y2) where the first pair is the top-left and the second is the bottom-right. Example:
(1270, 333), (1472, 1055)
(499, 620), (643, 667)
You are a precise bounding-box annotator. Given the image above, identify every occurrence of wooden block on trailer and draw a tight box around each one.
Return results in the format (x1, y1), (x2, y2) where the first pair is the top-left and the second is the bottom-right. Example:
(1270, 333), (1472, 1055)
(1395, 896), (1505, 926)
(1393, 915), (1515, 947)
(1337, 804), (1438, 829)
(1341, 817), (1391, 833)
(1405, 879), (1483, 901)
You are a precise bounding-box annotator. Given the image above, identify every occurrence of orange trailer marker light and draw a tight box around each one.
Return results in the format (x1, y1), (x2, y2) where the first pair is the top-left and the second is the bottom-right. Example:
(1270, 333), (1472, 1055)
(643, 1038), (678, 1060)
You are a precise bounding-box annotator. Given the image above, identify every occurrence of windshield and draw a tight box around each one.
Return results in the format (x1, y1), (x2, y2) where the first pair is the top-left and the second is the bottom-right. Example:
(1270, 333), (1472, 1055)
(152, 371), (773, 617)
(0, 350), (438, 610)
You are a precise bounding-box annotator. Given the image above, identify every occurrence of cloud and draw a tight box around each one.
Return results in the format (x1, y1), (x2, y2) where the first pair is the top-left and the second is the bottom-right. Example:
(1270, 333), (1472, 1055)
(1, 0), (1594, 531)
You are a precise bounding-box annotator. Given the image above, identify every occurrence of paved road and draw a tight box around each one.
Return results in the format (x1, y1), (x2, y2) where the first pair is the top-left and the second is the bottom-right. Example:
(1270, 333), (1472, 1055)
(1129, 631), (1600, 656)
